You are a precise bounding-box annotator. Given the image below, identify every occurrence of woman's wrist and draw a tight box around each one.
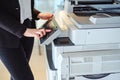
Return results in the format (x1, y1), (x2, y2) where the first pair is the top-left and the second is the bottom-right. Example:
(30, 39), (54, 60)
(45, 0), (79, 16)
(37, 13), (42, 19)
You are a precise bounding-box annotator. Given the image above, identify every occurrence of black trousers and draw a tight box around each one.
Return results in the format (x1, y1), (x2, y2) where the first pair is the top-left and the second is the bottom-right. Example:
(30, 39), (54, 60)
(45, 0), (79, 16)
(0, 19), (35, 80)
(0, 36), (34, 80)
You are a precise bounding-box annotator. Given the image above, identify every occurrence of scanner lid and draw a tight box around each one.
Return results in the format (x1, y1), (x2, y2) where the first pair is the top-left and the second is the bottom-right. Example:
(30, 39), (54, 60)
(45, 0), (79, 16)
(71, 0), (114, 5)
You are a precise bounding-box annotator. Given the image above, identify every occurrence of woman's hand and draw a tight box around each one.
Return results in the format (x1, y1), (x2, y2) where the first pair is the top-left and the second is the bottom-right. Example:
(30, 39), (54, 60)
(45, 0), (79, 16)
(23, 28), (51, 39)
(24, 13), (53, 39)
(37, 12), (53, 20)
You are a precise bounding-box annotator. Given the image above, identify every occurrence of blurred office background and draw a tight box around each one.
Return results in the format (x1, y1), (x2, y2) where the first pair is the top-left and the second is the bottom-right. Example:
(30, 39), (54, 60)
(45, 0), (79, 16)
(35, 0), (64, 12)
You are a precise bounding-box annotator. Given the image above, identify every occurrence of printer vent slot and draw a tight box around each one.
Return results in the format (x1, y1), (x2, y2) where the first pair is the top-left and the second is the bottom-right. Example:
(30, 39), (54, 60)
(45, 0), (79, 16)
(102, 55), (120, 61)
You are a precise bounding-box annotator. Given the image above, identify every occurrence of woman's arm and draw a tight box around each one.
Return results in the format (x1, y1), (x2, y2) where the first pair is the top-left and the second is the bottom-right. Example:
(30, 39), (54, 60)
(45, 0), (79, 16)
(33, 8), (53, 20)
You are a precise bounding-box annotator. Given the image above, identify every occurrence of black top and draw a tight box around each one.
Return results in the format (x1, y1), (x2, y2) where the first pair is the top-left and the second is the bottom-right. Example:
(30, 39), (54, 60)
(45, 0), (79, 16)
(0, 0), (39, 48)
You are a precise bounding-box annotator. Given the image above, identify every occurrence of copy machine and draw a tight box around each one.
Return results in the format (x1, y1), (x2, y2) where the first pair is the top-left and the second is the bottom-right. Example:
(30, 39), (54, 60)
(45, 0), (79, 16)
(44, 0), (120, 80)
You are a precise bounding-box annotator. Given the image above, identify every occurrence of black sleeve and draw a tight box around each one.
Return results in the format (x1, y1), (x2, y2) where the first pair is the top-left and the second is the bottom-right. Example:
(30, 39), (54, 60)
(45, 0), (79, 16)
(0, 12), (27, 38)
(33, 8), (41, 20)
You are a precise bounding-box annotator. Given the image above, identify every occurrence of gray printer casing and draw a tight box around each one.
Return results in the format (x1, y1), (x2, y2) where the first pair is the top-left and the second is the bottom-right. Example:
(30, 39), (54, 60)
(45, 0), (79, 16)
(45, 0), (120, 80)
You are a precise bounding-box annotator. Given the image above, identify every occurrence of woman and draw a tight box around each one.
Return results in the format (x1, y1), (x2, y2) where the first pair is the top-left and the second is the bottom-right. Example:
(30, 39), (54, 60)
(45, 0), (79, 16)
(0, 0), (53, 80)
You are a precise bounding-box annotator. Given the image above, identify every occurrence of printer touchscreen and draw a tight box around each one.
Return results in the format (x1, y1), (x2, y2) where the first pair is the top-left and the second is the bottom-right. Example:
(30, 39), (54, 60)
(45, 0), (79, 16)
(40, 19), (61, 45)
